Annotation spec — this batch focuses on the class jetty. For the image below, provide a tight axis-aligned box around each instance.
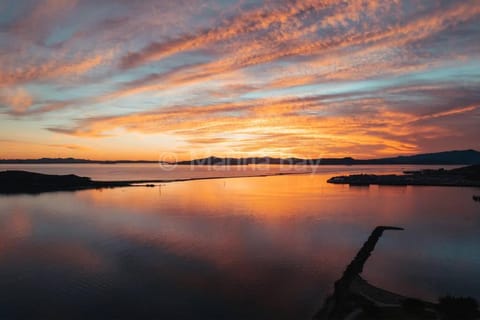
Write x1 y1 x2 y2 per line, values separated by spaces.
313 226 412 319
313 226 479 319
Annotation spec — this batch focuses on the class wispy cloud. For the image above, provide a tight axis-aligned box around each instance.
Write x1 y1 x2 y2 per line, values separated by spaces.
46 85 480 158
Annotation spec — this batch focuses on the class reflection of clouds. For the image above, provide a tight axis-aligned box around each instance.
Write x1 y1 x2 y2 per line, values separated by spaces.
0 207 33 256
102 208 357 319
2 242 108 273
0 173 479 317
74 174 480 300
0 203 108 273
0 207 32 241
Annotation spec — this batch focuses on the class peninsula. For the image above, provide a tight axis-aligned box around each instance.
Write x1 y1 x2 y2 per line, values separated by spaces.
0 170 133 194
0 170 295 194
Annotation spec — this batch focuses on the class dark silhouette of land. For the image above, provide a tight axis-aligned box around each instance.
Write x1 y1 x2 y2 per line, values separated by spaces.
176 150 480 166
327 165 480 187
0 157 159 164
314 226 479 320
0 170 298 194
0 171 132 194
1 149 480 165
314 226 405 319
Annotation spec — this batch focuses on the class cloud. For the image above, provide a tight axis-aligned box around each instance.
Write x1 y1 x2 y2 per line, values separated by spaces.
8 0 78 42
0 52 111 87
1 0 480 157
118 0 331 69
45 71 480 157
413 105 478 122
0 87 33 114
64 0 477 112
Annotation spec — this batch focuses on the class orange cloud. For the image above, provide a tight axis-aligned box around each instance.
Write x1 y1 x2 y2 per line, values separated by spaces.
414 105 478 121
47 95 452 158
0 52 110 87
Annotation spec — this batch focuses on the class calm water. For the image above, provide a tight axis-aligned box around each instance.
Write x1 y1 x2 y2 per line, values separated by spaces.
0 165 479 319
0 163 459 181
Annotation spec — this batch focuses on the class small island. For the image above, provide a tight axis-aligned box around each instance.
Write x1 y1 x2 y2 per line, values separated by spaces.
327 165 480 187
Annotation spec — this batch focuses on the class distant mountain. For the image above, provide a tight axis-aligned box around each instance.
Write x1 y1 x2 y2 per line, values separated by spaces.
362 149 480 165
0 157 158 164
176 150 480 165
174 156 356 165
1 150 479 165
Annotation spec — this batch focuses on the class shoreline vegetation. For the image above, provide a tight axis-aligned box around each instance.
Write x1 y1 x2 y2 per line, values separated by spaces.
1 149 480 166
327 165 480 187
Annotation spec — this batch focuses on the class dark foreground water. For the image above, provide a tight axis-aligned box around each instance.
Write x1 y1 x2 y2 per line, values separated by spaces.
0 165 479 319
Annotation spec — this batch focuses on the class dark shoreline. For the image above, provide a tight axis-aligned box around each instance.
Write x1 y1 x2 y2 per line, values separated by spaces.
0 170 301 195
327 165 480 187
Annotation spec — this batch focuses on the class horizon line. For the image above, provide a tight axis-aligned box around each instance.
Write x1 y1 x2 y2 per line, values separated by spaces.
0 149 478 163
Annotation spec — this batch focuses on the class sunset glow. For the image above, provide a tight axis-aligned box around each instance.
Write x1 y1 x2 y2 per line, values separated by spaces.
1 0 479 160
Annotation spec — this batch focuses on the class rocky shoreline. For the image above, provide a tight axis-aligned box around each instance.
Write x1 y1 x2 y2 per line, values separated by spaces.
327 165 480 187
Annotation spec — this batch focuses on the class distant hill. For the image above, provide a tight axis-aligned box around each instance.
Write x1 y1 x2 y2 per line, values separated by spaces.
0 157 158 164
176 150 480 165
174 156 356 165
1 150 479 165
362 149 480 165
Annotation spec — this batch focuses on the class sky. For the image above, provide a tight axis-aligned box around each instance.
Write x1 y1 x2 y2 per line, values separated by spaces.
0 0 479 160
